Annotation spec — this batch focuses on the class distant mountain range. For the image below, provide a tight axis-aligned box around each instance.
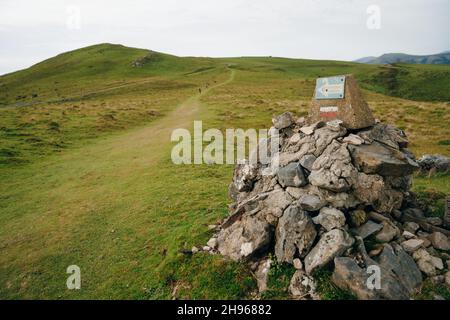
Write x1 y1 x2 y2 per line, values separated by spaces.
355 51 450 65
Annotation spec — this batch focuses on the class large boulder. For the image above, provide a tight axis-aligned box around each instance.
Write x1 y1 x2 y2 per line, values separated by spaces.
308 140 357 192
277 162 307 188
348 142 419 177
217 215 272 261
354 220 383 239
357 123 409 149
377 243 422 294
275 205 317 262
312 207 346 231
332 242 422 300
272 112 294 129
259 189 294 223
228 162 259 203
332 257 379 299
304 229 354 274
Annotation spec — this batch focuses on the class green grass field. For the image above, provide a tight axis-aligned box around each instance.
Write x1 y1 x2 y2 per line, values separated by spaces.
0 44 449 299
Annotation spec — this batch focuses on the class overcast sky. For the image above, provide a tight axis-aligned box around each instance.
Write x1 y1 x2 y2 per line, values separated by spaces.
0 0 449 75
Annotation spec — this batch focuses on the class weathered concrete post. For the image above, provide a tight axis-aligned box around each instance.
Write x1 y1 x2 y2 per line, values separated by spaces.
308 75 375 129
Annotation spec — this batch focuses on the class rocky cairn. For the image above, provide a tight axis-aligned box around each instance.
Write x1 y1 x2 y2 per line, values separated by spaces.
203 77 450 299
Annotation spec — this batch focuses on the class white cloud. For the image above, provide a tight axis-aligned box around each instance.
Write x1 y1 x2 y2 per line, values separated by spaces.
0 0 449 74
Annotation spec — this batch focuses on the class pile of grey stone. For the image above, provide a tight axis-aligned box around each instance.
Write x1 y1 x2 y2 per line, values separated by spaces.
206 112 450 300
417 154 450 174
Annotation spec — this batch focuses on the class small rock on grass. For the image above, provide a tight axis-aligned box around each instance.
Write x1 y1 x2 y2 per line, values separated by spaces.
289 270 317 299
293 258 303 270
207 237 218 249
255 259 272 293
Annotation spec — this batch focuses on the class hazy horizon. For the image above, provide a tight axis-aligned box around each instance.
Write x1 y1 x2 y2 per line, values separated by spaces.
1 0 449 75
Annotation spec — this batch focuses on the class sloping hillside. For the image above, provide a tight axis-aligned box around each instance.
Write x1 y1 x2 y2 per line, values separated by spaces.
2 44 450 109
0 43 218 106
358 63 450 101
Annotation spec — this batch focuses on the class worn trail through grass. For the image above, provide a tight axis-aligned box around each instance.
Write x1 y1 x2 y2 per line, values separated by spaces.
0 69 236 299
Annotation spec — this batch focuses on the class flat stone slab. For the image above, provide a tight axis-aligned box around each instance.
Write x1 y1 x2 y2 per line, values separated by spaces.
348 142 419 177
354 220 383 239
401 239 424 253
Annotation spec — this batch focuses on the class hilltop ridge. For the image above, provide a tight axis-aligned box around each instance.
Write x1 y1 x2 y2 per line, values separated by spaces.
355 51 450 65
1 44 450 107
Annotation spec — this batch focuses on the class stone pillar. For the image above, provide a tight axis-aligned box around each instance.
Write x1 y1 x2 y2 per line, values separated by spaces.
308 75 375 129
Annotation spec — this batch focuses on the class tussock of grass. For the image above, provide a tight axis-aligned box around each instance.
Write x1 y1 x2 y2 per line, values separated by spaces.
260 257 295 300
412 184 448 218
313 269 356 300
414 278 450 300
413 173 450 195
156 254 256 300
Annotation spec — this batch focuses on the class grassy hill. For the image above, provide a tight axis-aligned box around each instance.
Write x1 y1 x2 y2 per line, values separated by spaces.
0 43 219 106
2 43 449 107
0 44 449 299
